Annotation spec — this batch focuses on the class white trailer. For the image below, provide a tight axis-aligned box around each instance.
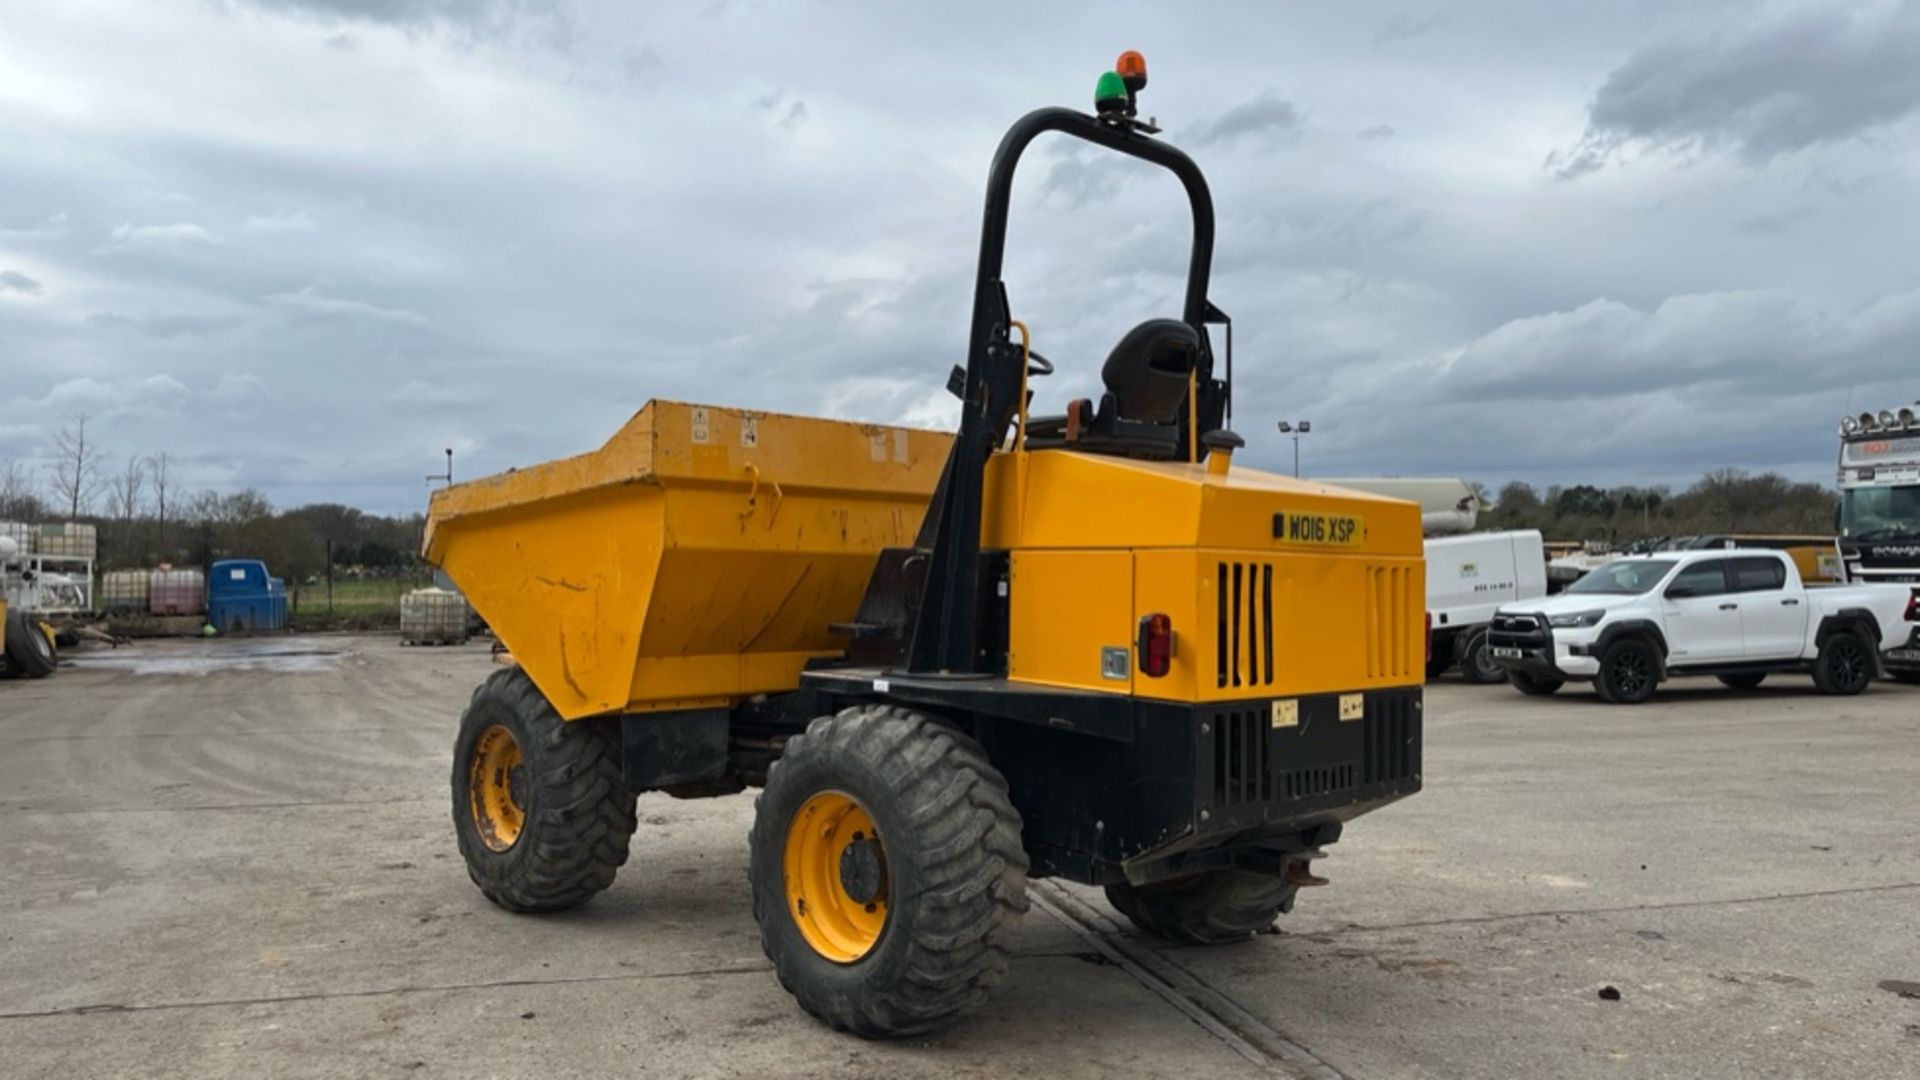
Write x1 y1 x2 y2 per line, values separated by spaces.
1427 529 1548 682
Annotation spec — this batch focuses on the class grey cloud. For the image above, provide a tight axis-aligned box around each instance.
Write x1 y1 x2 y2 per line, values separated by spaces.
1190 92 1303 149
1396 288 1920 408
1373 10 1445 46
101 222 222 251
749 89 809 131
0 270 40 295
85 311 247 338
238 0 557 30
0 211 68 238
1038 145 1126 206
1735 207 1814 235
263 286 431 327
3 1 1914 510
622 47 664 80
1559 3 1920 175
244 210 319 233
1304 288 1920 485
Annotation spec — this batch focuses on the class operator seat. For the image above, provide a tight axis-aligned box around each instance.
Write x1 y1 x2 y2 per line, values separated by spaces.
1025 318 1199 459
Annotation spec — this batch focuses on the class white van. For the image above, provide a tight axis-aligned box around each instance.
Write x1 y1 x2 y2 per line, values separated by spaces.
1428 530 1548 682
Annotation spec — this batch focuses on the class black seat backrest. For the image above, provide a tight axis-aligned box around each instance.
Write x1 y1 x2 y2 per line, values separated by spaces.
1102 319 1199 424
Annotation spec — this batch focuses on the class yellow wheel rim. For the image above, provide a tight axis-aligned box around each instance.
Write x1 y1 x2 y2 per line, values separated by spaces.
784 791 889 963
469 725 526 852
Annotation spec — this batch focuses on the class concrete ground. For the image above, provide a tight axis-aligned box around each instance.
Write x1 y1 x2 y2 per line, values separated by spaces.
2 636 1917 1079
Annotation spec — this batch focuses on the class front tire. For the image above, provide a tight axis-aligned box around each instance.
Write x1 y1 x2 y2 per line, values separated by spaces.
1105 869 1297 945
1594 638 1659 704
750 705 1029 1038
1812 631 1874 696
3 610 57 678
1510 670 1564 696
451 668 637 913
1457 629 1508 685
1717 673 1766 691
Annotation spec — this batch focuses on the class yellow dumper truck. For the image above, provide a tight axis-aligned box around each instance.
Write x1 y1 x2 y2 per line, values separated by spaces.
425 53 1425 1037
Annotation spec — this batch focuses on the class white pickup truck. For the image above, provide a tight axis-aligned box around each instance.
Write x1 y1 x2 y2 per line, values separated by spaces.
1486 549 1919 704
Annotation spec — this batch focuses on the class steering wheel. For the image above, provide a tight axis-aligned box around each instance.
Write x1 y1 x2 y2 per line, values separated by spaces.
1023 350 1055 377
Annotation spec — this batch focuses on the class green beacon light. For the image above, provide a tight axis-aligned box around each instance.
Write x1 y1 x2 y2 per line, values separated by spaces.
1094 70 1129 116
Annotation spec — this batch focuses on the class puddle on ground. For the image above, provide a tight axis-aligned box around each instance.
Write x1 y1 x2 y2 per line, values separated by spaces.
65 638 347 676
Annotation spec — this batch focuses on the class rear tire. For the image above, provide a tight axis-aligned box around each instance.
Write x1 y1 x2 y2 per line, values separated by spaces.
1594 638 1659 704
1812 631 1874 696
1105 869 1298 945
1717 673 1766 691
1457 630 1508 685
451 668 637 913
3 610 57 678
1510 670 1564 696
750 705 1029 1038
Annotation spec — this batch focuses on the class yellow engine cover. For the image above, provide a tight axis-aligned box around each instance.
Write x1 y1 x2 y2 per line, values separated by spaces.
982 451 1425 700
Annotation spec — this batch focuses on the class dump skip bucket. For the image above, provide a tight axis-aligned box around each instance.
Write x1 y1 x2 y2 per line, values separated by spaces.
425 401 951 720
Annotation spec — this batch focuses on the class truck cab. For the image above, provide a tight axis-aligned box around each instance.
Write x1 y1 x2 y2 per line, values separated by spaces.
1487 550 1918 703
1836 404 1920 680
1425 529 1547 683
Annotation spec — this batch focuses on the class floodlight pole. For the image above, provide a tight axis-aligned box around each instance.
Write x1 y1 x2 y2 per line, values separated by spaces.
1277 420 1312 477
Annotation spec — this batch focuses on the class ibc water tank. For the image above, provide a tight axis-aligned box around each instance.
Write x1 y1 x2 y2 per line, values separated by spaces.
400 588 469 645
36 522 98 559
101 569 151 614
149 568 207 616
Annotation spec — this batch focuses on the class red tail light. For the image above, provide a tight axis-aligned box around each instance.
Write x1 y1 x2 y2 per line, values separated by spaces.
1137 612 1173 677
1425 611 1433 664
1906 589 1919 622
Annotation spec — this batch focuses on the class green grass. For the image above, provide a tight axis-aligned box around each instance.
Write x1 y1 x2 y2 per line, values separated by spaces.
289 578 429 617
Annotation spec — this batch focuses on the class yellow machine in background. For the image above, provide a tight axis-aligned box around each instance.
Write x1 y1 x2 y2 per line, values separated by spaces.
427 52 1424 1038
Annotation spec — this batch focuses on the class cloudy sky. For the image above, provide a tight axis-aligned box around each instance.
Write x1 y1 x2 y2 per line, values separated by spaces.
2 0 1917 515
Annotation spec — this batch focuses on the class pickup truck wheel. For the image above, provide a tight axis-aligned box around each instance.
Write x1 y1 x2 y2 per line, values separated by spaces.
1812 632 1874 696
451 668 637 913
1510 670 1563 696
749 705 1029 1038
1594 639 1658 705
1716 673 1766 691
1457 630 1509 685
1106 869 1297 945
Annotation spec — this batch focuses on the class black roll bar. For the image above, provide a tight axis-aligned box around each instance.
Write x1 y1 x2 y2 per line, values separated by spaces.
905 106 1227 676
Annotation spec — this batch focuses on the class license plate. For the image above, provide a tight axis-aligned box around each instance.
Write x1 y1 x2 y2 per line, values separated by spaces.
1492 647 1523 660
1273 511 1365 547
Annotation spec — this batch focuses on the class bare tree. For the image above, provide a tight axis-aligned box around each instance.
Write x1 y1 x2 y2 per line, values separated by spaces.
106 455 147 563
0 459 43 520
106 455 146 519
47 414 105 520
147 450 173 556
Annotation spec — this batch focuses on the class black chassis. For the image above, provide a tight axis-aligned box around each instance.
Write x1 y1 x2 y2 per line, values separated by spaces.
619 670 1422 889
